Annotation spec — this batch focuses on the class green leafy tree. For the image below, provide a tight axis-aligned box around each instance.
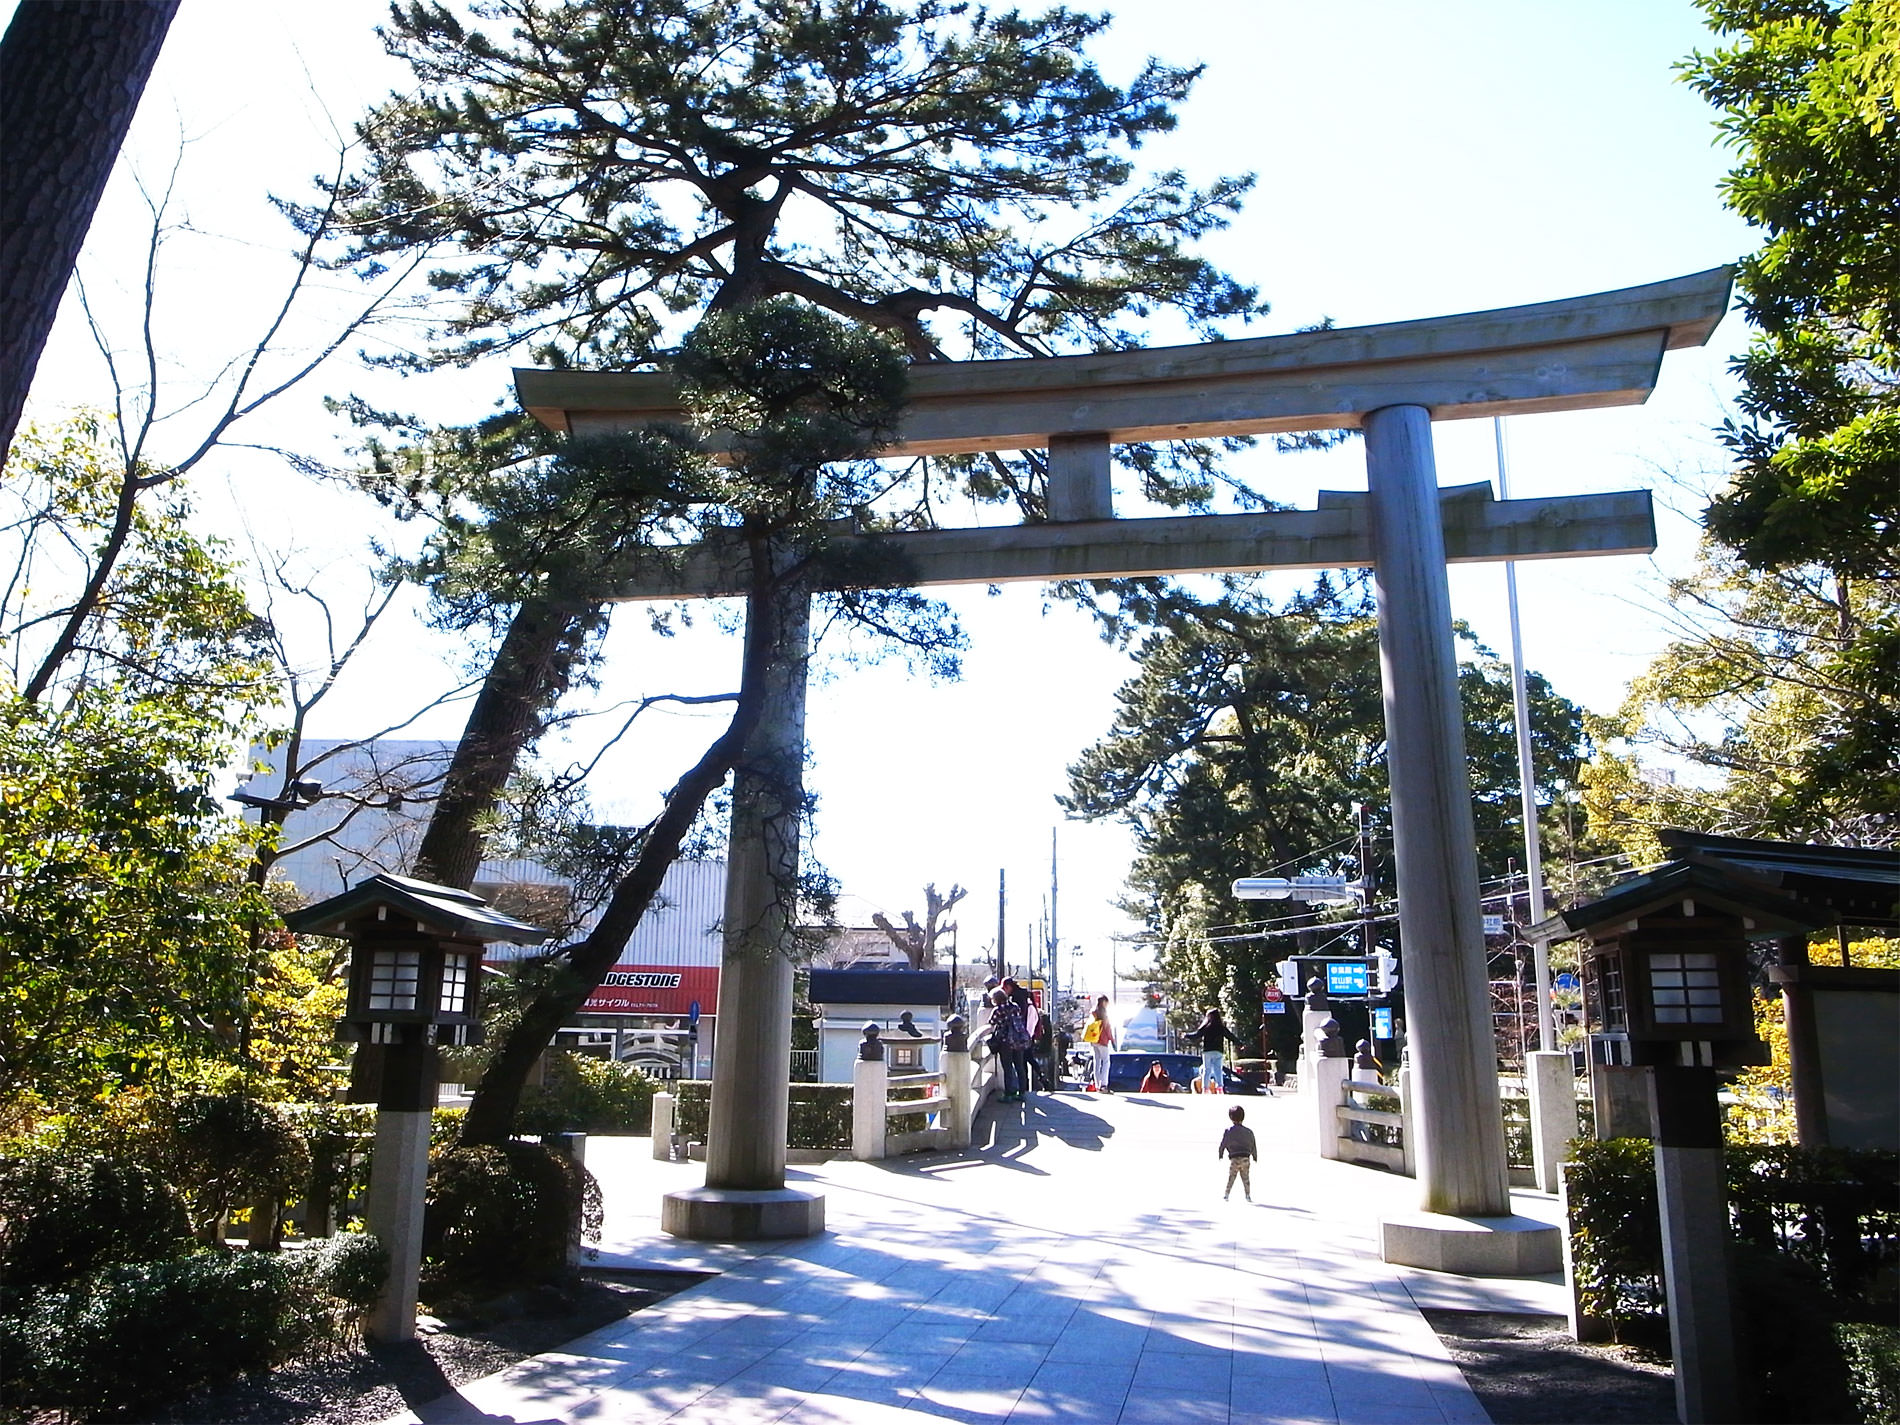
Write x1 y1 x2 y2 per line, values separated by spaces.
327 0 1266 897
337 0 1257 369
0 417 333 1116
1583 548 1895 858
1670 0 1899 829
0 693 271 1111
1064 577 1591 1021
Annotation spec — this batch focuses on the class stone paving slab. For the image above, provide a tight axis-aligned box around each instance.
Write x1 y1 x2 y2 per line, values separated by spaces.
377 1088 1569 1423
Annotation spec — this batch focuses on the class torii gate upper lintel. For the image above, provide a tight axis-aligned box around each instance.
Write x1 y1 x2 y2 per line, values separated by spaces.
516 269 1732 1264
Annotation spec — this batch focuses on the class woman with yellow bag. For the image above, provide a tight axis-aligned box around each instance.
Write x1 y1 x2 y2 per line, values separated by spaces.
1083 996 1115 1091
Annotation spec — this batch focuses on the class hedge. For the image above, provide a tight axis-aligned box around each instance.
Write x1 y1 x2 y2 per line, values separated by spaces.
1567 1138 1899 1422
0 1234 385 1419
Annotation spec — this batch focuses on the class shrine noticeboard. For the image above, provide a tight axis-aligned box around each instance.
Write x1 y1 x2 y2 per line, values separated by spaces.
578 964 721 1016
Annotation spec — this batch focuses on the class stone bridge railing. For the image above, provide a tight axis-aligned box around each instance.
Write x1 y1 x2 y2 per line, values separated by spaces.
851 1011 999 1160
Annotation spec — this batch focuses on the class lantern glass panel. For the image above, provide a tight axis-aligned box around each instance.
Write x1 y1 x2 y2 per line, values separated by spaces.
368 948 421 1012
439 953 472 1015
1589 952 1627 1032
1647 951 1723 1024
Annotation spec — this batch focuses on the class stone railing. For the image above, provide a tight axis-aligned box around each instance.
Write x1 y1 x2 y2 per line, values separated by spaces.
852 1019 965 1160
1334 1075 1412 1176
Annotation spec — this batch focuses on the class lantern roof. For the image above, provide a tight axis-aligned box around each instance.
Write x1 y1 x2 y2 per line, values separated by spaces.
1528 860 1832 946
283 872 552 945
1656 830 1899 929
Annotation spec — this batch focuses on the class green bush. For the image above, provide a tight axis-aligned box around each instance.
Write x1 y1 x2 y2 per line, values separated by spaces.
137 1093 312 1242
0 1153 189 1294
1564 1136 1666 1341
516 1052 659 1135
1567 1136 1899 1389
302 1230 389 1319
1839 1322 1900 1425
421 1142 602 1298
0 1239 382 1419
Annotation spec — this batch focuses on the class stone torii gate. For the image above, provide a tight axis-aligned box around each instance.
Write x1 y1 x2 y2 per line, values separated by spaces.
518 268 1732 1270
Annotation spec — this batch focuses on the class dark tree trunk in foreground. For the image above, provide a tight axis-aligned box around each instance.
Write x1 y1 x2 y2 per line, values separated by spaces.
0 0 178 458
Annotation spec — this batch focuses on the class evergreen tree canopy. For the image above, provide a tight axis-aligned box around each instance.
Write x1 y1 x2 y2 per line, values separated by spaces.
1685 0 1900 579
1613 0 1900 842
1063 578 1591 1016
337 0 1261 372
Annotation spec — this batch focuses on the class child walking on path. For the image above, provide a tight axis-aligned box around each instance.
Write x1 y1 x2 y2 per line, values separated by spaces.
1218 1105 1257 1202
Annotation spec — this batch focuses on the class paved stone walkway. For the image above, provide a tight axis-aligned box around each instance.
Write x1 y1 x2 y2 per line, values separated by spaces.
379 1088 1568 1424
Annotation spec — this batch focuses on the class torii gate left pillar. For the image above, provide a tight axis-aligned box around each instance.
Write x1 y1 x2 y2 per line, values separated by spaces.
523 269 1733 1269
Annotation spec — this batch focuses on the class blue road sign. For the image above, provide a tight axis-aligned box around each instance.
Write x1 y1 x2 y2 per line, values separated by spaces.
1325 961 1370 997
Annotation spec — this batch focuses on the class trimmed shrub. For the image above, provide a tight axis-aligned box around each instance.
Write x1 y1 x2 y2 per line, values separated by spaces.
302 1230 388 1323
0 1239 382 1419
1839 1322 1900 1425
421 1142 602 1298
1564 1136 1666 1342
516 1052 659 1135
0 1152 189 1293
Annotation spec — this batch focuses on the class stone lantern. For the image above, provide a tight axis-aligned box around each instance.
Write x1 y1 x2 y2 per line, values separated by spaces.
284 873 548 1341
1533 859 1825 1423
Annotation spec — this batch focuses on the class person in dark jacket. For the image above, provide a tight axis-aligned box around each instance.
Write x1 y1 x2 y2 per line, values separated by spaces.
989 988 1031 1102
1218 1104 1257 1201
1189 1007 1241 1093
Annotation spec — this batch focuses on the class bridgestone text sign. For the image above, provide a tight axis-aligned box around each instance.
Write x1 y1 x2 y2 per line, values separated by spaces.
581 964 720 1016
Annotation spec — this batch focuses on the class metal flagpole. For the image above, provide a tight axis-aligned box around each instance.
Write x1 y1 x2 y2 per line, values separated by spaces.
1494 417 1555 1051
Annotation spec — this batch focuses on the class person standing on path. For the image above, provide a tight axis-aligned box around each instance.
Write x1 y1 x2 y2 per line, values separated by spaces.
990 987 1031 1102
1190 1006 1241 1093
1219 1104 1257 1202
1083 995 1115 1091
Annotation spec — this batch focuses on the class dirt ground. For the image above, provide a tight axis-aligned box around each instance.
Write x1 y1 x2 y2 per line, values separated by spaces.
1424 1311 1679 1425
139 1270 703 1425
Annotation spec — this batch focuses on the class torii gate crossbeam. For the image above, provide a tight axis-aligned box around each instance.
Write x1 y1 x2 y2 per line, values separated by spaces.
518 268 1732 1269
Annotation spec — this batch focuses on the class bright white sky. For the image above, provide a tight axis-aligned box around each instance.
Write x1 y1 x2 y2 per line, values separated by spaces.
11 0 1754 999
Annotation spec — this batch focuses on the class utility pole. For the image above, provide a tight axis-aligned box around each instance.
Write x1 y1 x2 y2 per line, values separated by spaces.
1049 826 1059 1016
1355 801 1375 958
996 868 1007 979
1494 418 1555 1050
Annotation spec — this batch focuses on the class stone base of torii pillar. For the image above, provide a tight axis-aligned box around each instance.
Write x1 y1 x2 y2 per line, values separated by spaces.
1364 405 1560 1277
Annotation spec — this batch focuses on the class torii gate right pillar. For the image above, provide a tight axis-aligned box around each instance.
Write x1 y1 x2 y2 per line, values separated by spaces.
1365 404 1560 1272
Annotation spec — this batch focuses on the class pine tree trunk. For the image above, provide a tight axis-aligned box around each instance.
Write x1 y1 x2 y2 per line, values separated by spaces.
411 596 598 889
0 0 178 457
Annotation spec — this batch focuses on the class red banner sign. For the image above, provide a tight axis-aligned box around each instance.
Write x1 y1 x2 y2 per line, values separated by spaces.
577 964 720 1016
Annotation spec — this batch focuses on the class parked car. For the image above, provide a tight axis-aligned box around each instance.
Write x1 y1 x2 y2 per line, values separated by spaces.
1105 1051 1257 1094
